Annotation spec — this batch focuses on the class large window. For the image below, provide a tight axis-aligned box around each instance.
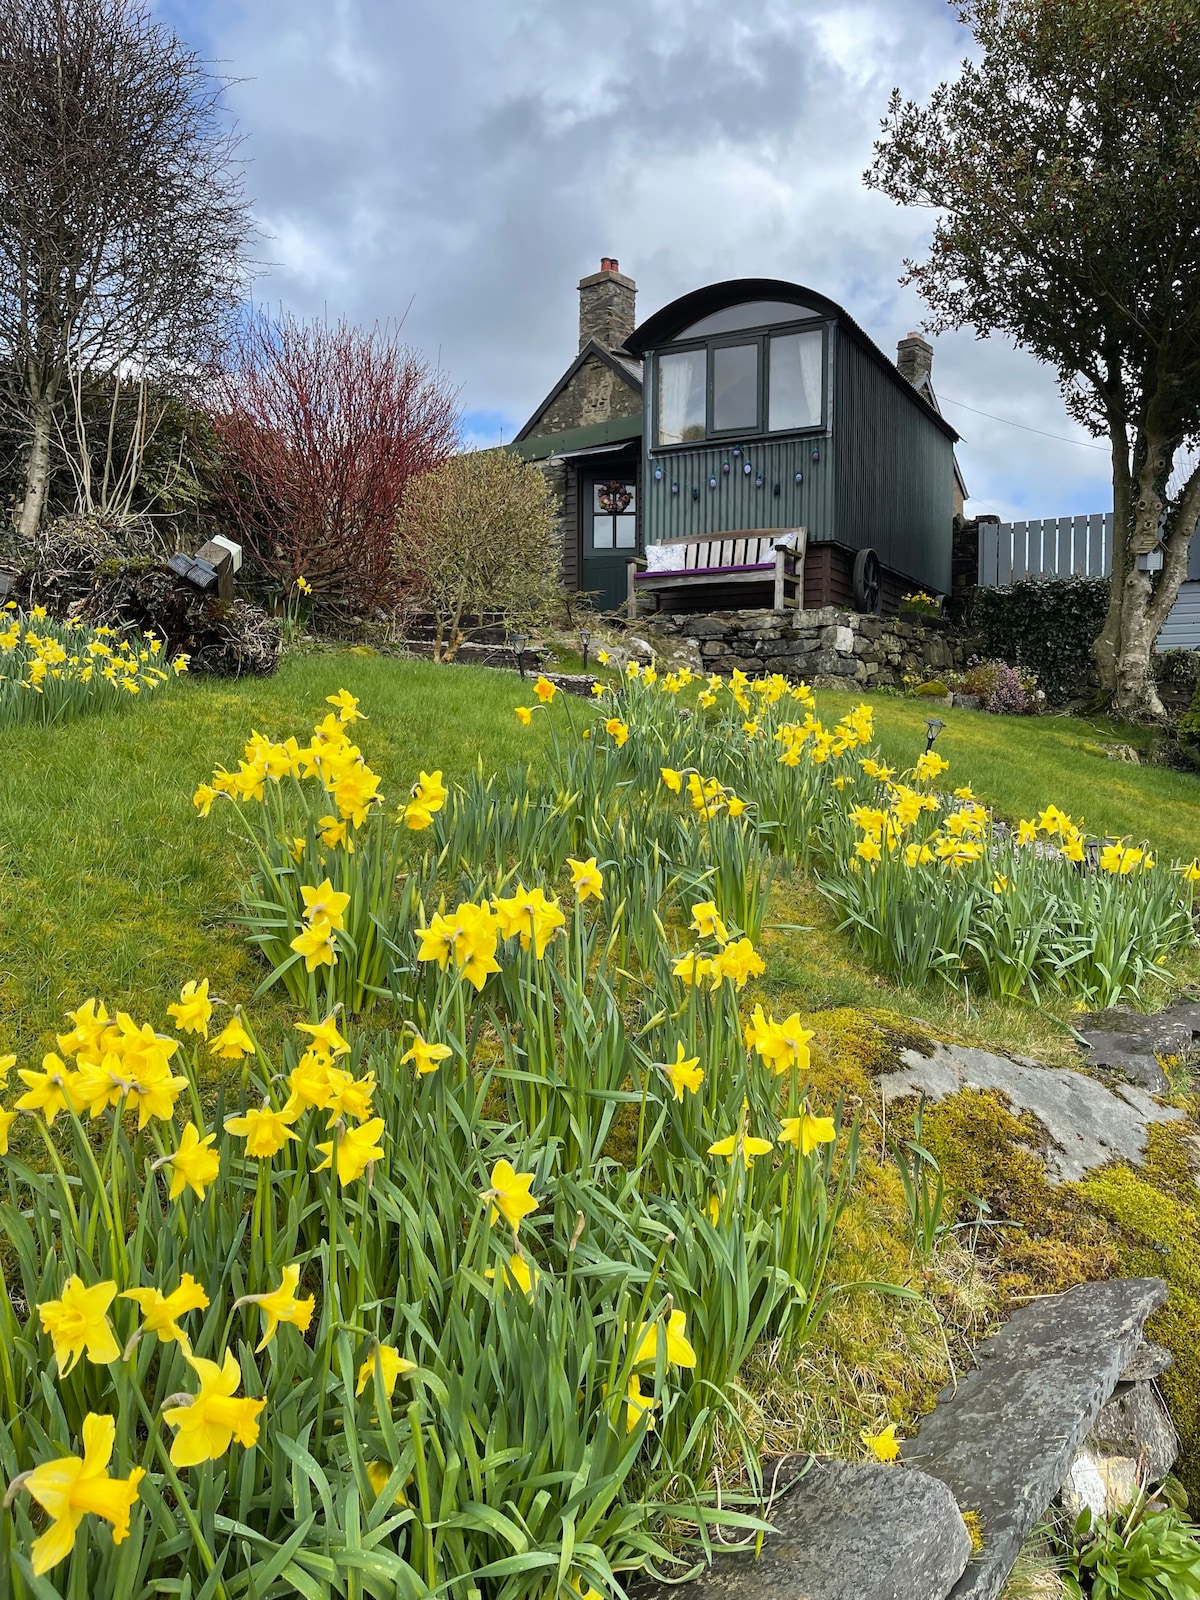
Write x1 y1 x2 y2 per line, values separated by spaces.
654 321 825 445
711 342 759 431
768 329 824 431
656 348 706 445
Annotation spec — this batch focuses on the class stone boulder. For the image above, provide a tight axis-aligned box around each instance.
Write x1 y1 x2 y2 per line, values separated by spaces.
1075 1001 1200 1095
632 1455 970 1600
878 1042 1183 1183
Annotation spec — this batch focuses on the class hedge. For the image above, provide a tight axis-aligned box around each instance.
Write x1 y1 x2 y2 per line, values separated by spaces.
969 576 1110 705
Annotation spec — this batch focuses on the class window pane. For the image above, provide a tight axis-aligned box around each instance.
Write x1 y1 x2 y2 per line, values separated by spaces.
591 518 614 550
657 349 706 445
712 343 758 431
676 301 813 337
613 515 636 549
769 329 823 430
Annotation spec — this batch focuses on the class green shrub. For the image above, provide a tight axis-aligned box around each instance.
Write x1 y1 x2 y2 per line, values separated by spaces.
914 680 949 697
970 576 1109 705
1178 675 1200 769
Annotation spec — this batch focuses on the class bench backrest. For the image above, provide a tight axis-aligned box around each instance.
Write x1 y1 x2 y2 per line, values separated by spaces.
650 528 804 572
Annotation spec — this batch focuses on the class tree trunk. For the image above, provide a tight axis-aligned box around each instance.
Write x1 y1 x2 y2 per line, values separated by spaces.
1111 561 1167 719
17 392 54 542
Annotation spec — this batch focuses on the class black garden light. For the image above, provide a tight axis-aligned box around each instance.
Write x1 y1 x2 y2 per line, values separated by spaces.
510 633 528 679
925 717 946 752
579 629 593 671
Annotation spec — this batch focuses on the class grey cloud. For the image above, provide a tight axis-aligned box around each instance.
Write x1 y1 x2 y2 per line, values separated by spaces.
175 0 1112 517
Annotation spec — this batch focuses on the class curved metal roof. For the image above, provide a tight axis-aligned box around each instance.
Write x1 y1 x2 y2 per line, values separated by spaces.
625 277 958 442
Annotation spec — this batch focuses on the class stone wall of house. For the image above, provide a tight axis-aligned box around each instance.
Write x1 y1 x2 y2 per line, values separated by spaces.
527 352 643 436
633 607 964 688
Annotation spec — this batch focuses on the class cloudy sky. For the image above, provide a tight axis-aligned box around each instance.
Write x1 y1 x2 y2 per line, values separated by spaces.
166 0 1112 520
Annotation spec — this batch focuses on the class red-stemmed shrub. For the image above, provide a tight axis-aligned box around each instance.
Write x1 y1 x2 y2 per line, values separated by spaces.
211 311 459 617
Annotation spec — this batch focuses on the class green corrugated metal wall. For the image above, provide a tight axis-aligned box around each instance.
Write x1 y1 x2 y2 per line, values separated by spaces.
641 439 835 544
833 332 953 593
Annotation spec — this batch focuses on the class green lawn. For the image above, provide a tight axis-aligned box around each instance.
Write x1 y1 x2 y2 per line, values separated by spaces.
3 650 1198 1061
0 649 547 1054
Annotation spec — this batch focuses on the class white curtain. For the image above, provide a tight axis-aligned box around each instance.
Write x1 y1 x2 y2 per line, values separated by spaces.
658 351 704 445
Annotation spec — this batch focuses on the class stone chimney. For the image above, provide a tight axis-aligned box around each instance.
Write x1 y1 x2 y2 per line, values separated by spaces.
578 258 636 353
897 331 934 390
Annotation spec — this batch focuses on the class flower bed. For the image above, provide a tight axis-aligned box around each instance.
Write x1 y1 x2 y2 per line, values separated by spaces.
0 604 189 728
2 663 1196 1593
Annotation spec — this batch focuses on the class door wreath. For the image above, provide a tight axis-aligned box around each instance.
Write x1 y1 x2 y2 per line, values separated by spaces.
597 480 633 515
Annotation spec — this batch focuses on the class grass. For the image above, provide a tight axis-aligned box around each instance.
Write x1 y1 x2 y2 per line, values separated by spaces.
3 650 1198 1067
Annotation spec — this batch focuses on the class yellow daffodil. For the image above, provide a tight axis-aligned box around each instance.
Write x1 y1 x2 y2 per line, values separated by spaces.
861 1423 900 1462
689 900 728 946
991 875 1009 894
20 1414 144 1576
708 1129 773 1168
590 680 606 697
492 886 565 959
366 1460 410 1504
237 1264 315 1350
356 1343 418 1399
533 676 557 703
605 716 629 747
515 705 533 724
672 951 715 988
295 1014 351 1057
1181 859 1200 883
299 879 350 931
15 1054 79 1124
633 1309 696 1369
567 856 604 902
401 1033 452 1077
318 813 352 850
0 1107 15 1154
314 1116 386 1184
660 767 683 793
712 938 765 990
224 1103 298 1159
662 1043 703 1101
483 1157 538 1231
1060 827 1086 864
1016 818 1038 845
38 1277 121 1375
210 1016 255 1060
193 781 218 815
167 978 212 1038
744 1004 814 1075
121 1275 209 1348
164 1349 266 1467
326 687 362 722
596 649 609 664
914 751 949 782
165 1121 221 1200
485 1253 542 1296
291 922 337 971
727 794 747 817
618 1373 657 1432
778 1112 837 1155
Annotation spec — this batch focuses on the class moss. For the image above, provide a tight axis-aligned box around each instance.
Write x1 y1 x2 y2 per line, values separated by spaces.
1076 1123 1200 1501
961 1509 986 1555
915 680 950 696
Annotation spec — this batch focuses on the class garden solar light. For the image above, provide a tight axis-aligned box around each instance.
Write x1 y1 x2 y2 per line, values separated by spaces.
510 633 527 678
579 629 593 670
925 717 946 751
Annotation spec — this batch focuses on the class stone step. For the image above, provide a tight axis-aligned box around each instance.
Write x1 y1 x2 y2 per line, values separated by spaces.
902 1277 1167 1600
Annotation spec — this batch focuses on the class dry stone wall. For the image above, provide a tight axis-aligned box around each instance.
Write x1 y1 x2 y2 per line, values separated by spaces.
635 606 965 689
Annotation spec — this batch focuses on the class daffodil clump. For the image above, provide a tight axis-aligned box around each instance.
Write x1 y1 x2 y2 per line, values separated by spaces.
1 669 864 1597
822 776 1198 1003
0 604 188 728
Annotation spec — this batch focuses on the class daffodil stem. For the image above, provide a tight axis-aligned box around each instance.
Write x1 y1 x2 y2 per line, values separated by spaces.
129 1384 228 1600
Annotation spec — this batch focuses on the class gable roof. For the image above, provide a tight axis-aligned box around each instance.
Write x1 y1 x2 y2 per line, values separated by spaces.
625 277 959 444
514 339 643 443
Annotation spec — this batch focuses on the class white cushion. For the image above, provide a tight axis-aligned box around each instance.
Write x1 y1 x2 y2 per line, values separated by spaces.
643 544 679 574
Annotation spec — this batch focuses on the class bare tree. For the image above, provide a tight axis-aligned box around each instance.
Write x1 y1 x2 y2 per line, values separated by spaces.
0 0 252 543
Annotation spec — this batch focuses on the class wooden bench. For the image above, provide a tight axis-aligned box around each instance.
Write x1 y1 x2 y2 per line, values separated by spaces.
627 528 805 620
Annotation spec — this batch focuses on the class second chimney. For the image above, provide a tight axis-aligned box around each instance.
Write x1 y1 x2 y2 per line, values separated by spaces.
578 258 636 353
897 331 934 390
